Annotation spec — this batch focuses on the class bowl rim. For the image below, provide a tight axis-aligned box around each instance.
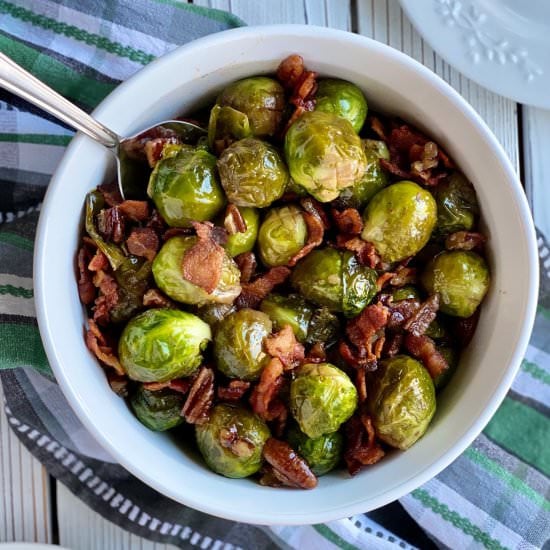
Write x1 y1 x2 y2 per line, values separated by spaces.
34 24 539 524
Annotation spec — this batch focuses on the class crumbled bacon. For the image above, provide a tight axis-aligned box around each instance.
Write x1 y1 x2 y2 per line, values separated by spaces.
276 54 305 90
346 303 389 362
106 372 128 397
121 125 181 163
217 380 251 401
234 251 257 283
376 272 395 292
262 438 318 489
389 265 417 287
445 231 487 252
453 309 480 348
404 294 440 337
236 267 291 309
337 236 381 268
181 367 215 424
249 357 285 421
163 227 193 241
303 342 326 364
143 379 190 394
368 116 387 141
118 200 150 222
97 181 122 207
355 367 367 403
300 197 330 229
264 325 305 370
146 208 166 234
385 298 421 330
97 206 125 243
142 288 174 308
344 413 385 476
77 247 96 305
143 136 180 167
331 208 363 235
404 333 448 379
85 319 124 375
126 227 159 262
379 158 411 179
87 249 109 272
92 270 119 325
287 210 324 266
224 204 247 235
383 332 404 358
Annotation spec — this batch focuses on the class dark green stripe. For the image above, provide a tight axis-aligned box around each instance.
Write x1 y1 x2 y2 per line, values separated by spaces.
484 397 550 476
0 232 34 251
411 489 509 550
537 305 550 321
0 284 33 299
0 133 72 146
521 359 550 386
0 323 51 377
0 33 115 107
312 525 359 550
151 0 245 27
0 0 155 65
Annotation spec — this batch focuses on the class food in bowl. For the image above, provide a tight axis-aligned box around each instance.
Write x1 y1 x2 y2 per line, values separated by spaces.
76 54 490 489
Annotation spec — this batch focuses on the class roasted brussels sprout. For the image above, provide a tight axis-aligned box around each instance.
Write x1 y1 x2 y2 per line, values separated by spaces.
361 181 437 263
290 363 358 439
196 403 270 478
424 317 448 340
291 248 378 317
224 207 260 257
306 307 341 347
421 251 490 318
258 205 308 267
214 309 273 381
260 293 313 342
147 145 225 227
152 236 241 306
391 285 421 302
434 172 479 235
217 138 289 208
130 385 185 431
119 309 211 383
314 79 368 133
217 77 285 138
287 424 343 476
336 139 389 209
196 303 236 327
284 111 367 202
433 347 458 391
208 104 252 153
368 355 436 450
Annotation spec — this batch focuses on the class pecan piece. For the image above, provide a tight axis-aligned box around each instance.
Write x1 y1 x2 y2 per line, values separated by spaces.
224 204 247 234
181 367 215 424
403 294 439 337
219 426 255 458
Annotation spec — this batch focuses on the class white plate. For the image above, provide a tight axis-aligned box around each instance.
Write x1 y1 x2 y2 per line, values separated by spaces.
400 0 550 108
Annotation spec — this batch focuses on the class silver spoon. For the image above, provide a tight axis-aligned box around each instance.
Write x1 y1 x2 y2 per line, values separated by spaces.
0 52 206 199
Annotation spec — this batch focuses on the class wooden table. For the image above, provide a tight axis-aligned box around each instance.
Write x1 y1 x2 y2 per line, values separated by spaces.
1 0 547 548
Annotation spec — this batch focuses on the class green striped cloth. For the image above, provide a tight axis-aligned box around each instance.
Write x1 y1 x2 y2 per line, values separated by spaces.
0 1 548 549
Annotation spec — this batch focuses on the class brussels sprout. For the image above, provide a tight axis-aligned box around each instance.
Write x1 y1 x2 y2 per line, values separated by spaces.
291 248 378 317
424 317 448 340
313 79 368 133
217 77 285 137
147 145 225 227
368 355 436 450
196 303 236 326
217 138 289 208
260 293 313 343
290 363 358 439
196 403 270 478
391 285 421 302
258 205 308 267
130 385 185 431
306 307 341 347
208 104 252 153
361 181 437 263
152 236 241 306
421 251 490 317
214 309 273 381
224 207 260 257
433 347 459 391
434 172 479 235
119 309 211 383
284 111 367 202
336 139 389 209
287 425 343 476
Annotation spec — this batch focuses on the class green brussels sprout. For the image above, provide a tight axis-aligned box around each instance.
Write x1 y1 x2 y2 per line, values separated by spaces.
214 309 273 381
130 385 185 431
147 145 225 227
217 77 285 137
291 248 378 317
257 205 308 267
119 309 211 383
260 293 313 343
217 138 289 208
391 285 421 302
434 172 479 235
290 363 358 439
152 236 241 306
196 403 270 478
421 251 490 317
306 307 341 347
361 181 437 263
196 303 236 326
224 207 260 257
433 347 459 391
287 424 343 476
336 139 390 209
368 355 436 450
208 104 252 154
313 78 368 133
284 111 367 202
424 316 448 340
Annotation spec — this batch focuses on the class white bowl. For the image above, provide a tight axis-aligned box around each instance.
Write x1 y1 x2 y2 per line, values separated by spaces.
34 25 538 524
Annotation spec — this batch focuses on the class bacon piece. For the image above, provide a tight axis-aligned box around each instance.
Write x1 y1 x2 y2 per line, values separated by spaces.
331 208 363 235
300 197 331 229
376 272 395 292
379 158 412 179
262 438 318 489
106 372 128 397
85 319 124 375
142 288 174 308
217 380 251 401
92 270 119 325
346 303 389 358
287 210 324 266
118 200 150 221
236 267 291 309
97 181 123 207
77 247 96 305
121 125 181 163
303 342 326 364
389 265 417 287
337 236 381 268
386 298 421 330
143 379 191 394
355 367 367 403
404 294 440 337
445 231 487 251
291 71 317 108
234 251 257 283
264 325 305 370
404 333 448 379
146 209 167 235
181 367 215 425
383 332 403 358
344 413 385 476
87 249 109 272
453 309 480 348
249 357 285 421
368 116 388 141
163 227 193 241
276 54 305 90
224 204 247 235
126 227 159 262
97 206 125 243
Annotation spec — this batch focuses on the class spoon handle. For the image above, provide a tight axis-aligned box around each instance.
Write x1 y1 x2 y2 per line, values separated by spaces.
0 52 119 150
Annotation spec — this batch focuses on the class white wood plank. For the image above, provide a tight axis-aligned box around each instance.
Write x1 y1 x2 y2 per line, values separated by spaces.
0 384 52 543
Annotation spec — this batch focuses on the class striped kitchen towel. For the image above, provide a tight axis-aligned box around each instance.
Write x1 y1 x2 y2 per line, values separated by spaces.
0 1 548 549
